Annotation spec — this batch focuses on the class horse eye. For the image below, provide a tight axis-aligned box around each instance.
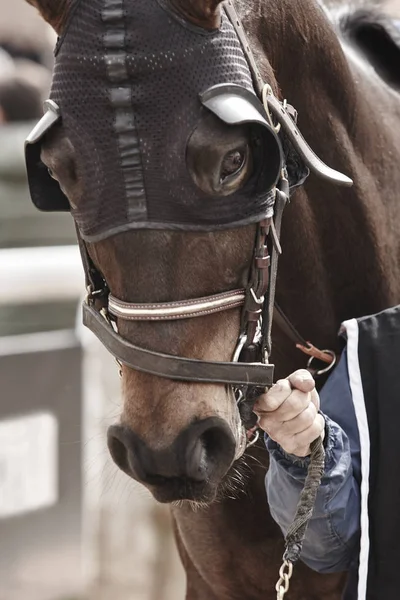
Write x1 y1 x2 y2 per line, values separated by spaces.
220 147 247 183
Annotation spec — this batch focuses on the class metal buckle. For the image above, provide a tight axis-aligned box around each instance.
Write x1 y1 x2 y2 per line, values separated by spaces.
262 84 281 134
249 287 264 307
99 306 123 378
307 350 337 377
232 334 247 363
85 285 104 305
246 427 260 448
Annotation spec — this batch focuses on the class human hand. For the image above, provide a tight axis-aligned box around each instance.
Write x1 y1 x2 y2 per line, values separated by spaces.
253 369 325 457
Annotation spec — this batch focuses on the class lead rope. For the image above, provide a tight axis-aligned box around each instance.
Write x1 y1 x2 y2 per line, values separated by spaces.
275 437 325 599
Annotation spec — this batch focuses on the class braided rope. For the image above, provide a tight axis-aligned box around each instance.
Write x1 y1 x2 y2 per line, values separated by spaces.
275 436 326 598
284 436 326 563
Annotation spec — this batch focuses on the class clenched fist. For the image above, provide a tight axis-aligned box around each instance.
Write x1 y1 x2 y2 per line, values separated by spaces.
253 369 325 457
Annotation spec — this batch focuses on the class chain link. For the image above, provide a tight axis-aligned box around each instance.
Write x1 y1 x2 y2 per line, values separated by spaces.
275 560 293 600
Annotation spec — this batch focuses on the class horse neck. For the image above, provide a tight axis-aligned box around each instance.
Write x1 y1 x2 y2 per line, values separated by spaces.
260 0 400 356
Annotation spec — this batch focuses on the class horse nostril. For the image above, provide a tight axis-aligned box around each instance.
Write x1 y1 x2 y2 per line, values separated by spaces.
185 427 227 482
185 436 207 482
107 426 131 476
202 426 226 460
182 418 237 483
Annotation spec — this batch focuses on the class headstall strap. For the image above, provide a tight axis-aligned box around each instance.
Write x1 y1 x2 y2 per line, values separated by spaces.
75 222 108 305
263 178 289 360
241 217 271 357
78 218 277 387
223 0 264 96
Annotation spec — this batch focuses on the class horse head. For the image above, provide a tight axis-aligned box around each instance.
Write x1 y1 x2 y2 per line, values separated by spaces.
25 0 291 505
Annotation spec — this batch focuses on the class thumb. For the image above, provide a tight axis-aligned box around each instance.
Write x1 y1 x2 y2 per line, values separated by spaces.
287 369 315 393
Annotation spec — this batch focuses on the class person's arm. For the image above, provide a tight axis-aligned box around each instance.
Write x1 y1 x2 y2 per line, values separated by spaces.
265 415 360 573
253 369 360 574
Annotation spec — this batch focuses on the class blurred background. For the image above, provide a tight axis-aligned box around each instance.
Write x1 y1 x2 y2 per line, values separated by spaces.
0 1 399 600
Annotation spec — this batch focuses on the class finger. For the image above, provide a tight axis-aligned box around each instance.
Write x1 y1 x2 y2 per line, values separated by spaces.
263 389 311 423
310 387 320 411
287 414 325 457
261 403 317 439
287 369 316 394
253 378 292 413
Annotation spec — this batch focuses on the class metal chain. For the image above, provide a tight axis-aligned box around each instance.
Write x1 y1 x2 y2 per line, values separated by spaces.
275 560 293 599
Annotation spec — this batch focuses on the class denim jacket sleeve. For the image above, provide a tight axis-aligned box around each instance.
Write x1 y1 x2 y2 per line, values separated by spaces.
265 414 360 574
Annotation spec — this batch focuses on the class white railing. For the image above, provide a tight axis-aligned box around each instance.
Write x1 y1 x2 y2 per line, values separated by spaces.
0 245 84 305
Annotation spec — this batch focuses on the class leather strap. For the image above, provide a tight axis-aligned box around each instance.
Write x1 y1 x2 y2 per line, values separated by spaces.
83 303 274 387
108 289 246 321
274 303 336 366
223 0 264 96
273 302 309 348
263 181 289 358
75 222 107 297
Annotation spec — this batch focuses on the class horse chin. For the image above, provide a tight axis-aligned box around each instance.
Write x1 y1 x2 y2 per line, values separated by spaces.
148 455 249 508
149 479 219 506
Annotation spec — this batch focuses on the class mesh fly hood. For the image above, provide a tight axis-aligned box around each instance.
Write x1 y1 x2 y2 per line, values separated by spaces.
31 0 284 241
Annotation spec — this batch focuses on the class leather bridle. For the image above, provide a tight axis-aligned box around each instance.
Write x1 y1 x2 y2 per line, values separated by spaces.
80 194 284 388
79 0 351 405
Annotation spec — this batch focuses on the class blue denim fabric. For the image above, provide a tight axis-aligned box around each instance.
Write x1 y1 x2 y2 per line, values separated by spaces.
265 350 361 596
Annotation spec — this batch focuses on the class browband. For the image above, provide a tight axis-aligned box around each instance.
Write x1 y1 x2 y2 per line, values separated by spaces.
108 289 246 321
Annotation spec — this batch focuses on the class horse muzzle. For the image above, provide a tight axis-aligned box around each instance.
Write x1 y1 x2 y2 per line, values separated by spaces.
107 417 237 503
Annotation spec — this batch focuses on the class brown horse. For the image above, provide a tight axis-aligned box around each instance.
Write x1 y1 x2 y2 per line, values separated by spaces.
25 0 400 598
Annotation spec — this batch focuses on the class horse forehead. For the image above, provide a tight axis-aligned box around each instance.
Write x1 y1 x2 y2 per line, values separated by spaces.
88 227 255 303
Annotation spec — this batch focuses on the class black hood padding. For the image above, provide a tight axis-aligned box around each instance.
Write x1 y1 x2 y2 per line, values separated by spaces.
39 0 281 241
